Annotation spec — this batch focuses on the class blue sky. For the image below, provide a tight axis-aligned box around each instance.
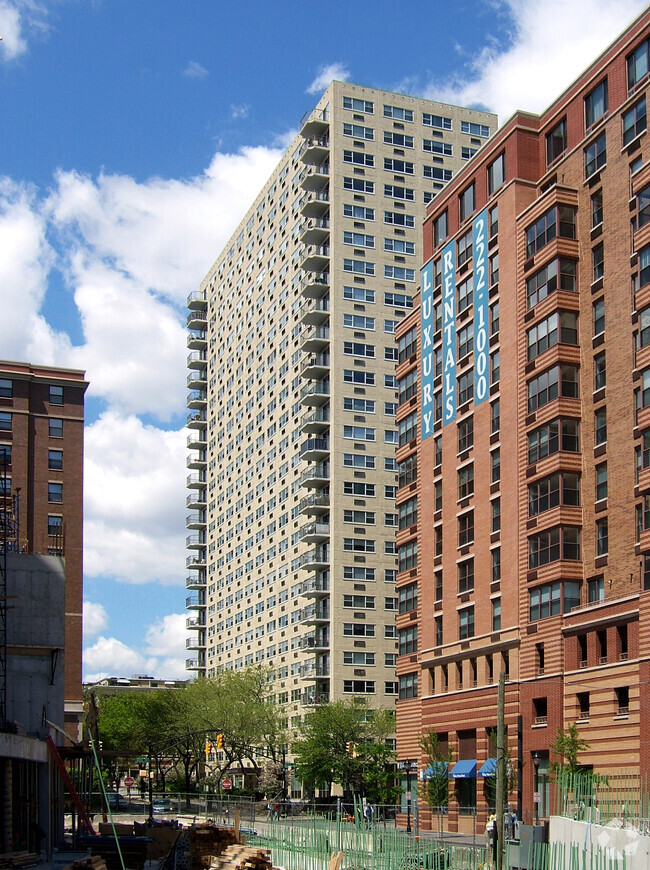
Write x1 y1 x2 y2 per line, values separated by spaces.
0 0 647 681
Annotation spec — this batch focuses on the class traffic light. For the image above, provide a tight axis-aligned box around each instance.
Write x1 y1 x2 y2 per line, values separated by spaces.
205 742 212 758
216 733 224 749
345 741 351 755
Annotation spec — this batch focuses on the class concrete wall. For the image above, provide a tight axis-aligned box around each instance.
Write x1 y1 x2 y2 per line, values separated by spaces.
550 816 650 868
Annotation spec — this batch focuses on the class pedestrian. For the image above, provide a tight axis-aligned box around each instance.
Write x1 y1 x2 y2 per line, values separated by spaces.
267 802 273 821
364 803 373 828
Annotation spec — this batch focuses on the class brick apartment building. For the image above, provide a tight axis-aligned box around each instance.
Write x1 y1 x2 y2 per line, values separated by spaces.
395 9 650 831
0 360 87 738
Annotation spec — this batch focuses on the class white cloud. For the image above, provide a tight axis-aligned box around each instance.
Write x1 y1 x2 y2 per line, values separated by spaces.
307 62 350 94
423 0 649 122
231 103 250 119
83 412 187 585
183 60 208 79
143 613 187 677
83 601 109 638
0 1 28 60
84 636 149 682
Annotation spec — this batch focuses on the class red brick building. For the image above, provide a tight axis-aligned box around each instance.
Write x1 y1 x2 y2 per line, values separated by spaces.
0 361 87 738
396 10 650 831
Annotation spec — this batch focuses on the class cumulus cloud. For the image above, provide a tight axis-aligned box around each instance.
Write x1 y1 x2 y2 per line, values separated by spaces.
423 0 649 121
307 62 350 94
83 412 186 585
0 0 50 62
83 601 109 638
183 60 208 79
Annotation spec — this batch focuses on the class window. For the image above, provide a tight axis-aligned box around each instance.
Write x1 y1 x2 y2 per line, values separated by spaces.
343 231 374 248
527 365 578 412
591 190 603 227
596 517 608 556
458 559 474 593
528 527 580 568
343 96 373 113
383 132 413 148
461 121 489 137
593 298 605 335
593 244 604 282
423 113 452 129
491 448 500 484
399 497 418 529
343 314 375 331
343 510 375 524
399 673 418 699
487 153 505 193
343 623 375 637
0 412 11 431
457 229 473 267
343 482 375 496
344 149 374 167
585 79 608 128
343 259 374 276
385 265 415 281
344 177 374 194
343 680 375 694
47 515 63 537
49 385 63 405
461 146 477 160
459 607 475 639
384 157 414 174
398 369 418 404
596 463 608 501
641 245 650 287
457 275 473 312
458 370 474 406
615 686 629 715
492 548 501 582
384 184 414 201
459 183 475 222
458 464 474 499
424 139 452 156
344 204 375 220
526 206 576 258
398 455 417 488
628 37 650 90
546 117 567 165
457 323 474 359
492 497 501 533
48 482 63 503
585 132 606 178
343 341 374 357
0 379 12 398
343 651 375 667
385 291 413 308
595 407 607 445
343 123 374 140
344 369 375 385
48 449 63 470
528 472 580 516
492 598 501 631
49 418 63 438
458 511 474 547
527 311 578 360
640 307 650 348
594 352 606 391
399 625 418 655
343 593 375 607
529 581 580 621
433 211 448 246
399 413 418 447
623 97 647 145
399 583 418 613
384 238 415 254
384 211 414 227
458 417 473 453
398 540 418 571
526 258 576 308
424 166 452 182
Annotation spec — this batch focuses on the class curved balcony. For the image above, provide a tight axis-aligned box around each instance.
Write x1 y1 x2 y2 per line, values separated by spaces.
187 431 207 449
300 521 330 544
187 290 207 310
186 615 206 628
300 106 330 139
300 325 330 353
186 657 205 672
299 189 330 218
301 244 330 273
301 353 330 381
187 330 207 350
301 135 330 164
300 437 330 462
301 574 330 596
186 575 206 590
186 512 206 530
186 553 206 569
300 546 330 571
301 691 329 706
300 379 330 407
300 492 330 514
300 163 330 192
186 533 206 550
301 271 330 300
302 631 330 651
186 594 206 610
187 309 207 330
186 451 207 470
187 410 207 428
187 370 207 389
187 350 207 369
300 217 330 246
186 490 207 510
300 298 330 326
300 659 330 679
300 464 330 489
300 601 330 624
186 473 206 488
300 407 330 434
186 635 206 650
187 389 207 410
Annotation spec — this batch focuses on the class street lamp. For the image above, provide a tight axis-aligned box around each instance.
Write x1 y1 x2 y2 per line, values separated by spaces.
402 760 417 833
532 752 540 826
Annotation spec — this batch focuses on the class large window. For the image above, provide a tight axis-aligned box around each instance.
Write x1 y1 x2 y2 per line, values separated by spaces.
461 121 489 137
527 365 579 412
399 583 418 613
344 149 374 167
423 113 452 130
585 79 608 128
628 37 650 91
459 607 475 639
383 104 413 121
526 258 576 308
384 132 413 148
529 581 580 621
399 540 418 572
527 311 578 360
528 527 580 568
546 117 567 165
585 132 606 178
343 96 374 113
433 211 448 246
527 418 579 463
457 229 473 267
399 625 418 656
458 559 474 593
623 97 647 146
399 413 418 447
0 379 12 398
526 206 576 258
528 472 580 516
343 123 374 140
0 412 11 432
399 673 418 700
458 511 474 547
459 183 475 222
487 153 505 194
399 497 418 529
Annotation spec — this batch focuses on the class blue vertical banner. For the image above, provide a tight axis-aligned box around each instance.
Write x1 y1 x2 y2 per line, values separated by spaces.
473 208 489 406
420 261 434 440
442 239 457 425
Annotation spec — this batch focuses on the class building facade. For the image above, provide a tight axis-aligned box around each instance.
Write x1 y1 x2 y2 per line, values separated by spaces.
186 83 496 748
395 10 650 832
0 361 87 739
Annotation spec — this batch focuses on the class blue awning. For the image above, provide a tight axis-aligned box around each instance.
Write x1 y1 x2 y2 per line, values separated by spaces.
478 758 497 778
451 759 477 779
423 762 448 780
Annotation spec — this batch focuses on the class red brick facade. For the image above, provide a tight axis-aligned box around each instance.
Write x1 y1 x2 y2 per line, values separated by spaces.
396 10 650 830
0 361 87 738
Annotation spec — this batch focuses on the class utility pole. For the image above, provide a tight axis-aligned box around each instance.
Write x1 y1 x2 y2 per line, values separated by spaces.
495 671 506 870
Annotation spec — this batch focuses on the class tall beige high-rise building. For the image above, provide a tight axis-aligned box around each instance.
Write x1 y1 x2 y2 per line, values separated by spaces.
185 82 496 745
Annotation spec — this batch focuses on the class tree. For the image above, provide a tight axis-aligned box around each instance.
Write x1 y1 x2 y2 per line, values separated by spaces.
550 723 590 776
419 730 451 811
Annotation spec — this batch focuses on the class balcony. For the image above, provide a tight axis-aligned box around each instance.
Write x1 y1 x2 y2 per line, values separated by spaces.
302 631 330 650
186 553 206 569
300 217 330 246
301 659 330 678
301 244 330 273
300 546 330 571
186 615 206 628
187 330 207 350
300 271 330 300
300 298 330 326
300 437 330 462
299 189 330 218
301 353 330 381
186 595 205 610
186 533 206 549
187 431 207 449
187 389 207 409
187 370 207 389
301 691 329 706
186 512 207 530
300 163 330 191
187 290 207 309
300 407 330 434
186 473 206 488
300 464 330 488
187 350 207 369
186 576 206 590
300 601 330 623
300 492 330 514
301 135 330 164
301 574 330 596
186 635 206 650
187 410 207 428
300 325 330 353
186 658 205 671
186 451 207 470
187 309 207 330
300 106 330 138
186 490 207 510
300 521 330 543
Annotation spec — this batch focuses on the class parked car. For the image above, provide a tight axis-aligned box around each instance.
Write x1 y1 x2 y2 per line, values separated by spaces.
107 792 126 810
152 798 173 815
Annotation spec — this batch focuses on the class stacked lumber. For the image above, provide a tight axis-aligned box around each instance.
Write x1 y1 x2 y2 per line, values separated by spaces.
208 846 273 870
187 825 238 870
0 853 41 870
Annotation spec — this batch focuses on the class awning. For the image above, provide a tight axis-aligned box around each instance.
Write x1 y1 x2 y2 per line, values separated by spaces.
478 758 497 778
423 761 449 780
450 759 477 779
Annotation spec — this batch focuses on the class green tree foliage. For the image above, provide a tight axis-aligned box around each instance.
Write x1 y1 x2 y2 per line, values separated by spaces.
550 722 590 776
293 700 399 801
418 730 451 809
